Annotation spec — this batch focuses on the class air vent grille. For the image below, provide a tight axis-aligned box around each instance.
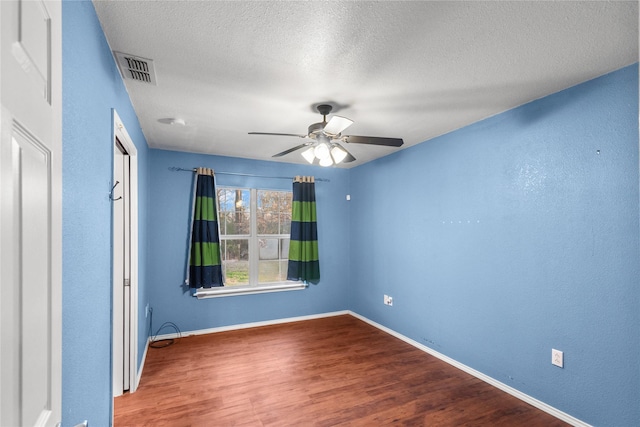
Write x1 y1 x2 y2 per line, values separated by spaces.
114 51 157 85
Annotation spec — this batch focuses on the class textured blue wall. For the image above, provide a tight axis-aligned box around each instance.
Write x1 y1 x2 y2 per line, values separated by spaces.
147 150 350 333
349 64 639 426
62 1 149 425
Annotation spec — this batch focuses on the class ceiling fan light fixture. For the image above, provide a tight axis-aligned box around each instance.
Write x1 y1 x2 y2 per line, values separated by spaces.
330 144 348 164
301 147 315 164
252 102 403 164
319 156 333 167
314 142 331 160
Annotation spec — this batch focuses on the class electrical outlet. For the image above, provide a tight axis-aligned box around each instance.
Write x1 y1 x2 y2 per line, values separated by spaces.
384 295 393 306
145 303 149 318
552 349 563 368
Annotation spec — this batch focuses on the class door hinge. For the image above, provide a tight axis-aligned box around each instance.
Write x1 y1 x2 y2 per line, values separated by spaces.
124 278 130 287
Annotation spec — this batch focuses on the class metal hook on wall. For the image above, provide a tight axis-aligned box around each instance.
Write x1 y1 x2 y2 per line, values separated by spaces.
110 181 122 201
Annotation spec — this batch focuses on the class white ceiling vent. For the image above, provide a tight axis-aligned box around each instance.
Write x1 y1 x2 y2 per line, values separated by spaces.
114 51 157 85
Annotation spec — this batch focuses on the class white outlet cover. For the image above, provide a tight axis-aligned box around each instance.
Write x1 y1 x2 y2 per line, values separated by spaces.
552 349 563 368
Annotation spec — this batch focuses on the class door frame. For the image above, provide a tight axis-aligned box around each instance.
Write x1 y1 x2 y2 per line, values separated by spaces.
111 109 139 396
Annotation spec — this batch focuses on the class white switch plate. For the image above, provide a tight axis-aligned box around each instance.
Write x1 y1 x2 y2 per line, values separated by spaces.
383 295 393 306
552 349 563 368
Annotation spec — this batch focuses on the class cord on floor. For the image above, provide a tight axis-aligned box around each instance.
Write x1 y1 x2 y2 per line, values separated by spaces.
148 307 182 348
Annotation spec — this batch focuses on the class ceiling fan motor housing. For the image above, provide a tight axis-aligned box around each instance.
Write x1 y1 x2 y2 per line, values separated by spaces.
308 122 326 138
307 104 335 138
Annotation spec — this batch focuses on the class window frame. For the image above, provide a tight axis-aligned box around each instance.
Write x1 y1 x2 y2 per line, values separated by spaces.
194 186 305 299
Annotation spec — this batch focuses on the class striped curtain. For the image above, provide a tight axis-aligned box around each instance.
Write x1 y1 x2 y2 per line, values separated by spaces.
188 167 224 288
287 176 320 284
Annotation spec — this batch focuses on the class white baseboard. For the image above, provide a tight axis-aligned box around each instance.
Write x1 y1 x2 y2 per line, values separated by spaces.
134 336 150 392
152 310 350 341
349 311 591 427
140 309 589 427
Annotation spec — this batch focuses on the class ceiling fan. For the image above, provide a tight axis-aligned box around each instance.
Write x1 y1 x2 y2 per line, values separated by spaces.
249 104 404 166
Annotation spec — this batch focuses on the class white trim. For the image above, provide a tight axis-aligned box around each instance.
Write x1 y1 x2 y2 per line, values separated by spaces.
153 310 350 341
194 282 307 299
136 337 150 388
111 110 139 395
349 312 591 427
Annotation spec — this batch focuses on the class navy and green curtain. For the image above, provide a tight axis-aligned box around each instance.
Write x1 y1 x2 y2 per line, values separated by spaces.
287 176 320 284
187 167 224 288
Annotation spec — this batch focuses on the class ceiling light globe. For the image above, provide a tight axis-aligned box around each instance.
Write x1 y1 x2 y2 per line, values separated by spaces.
301 147 315 164
314 143 330 160
330 145 348 164
319 156 333 167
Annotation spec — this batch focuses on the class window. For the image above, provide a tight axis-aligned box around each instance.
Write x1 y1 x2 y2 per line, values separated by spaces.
217 187 293 287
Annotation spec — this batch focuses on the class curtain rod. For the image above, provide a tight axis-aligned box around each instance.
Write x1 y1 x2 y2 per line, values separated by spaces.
168 167 330 182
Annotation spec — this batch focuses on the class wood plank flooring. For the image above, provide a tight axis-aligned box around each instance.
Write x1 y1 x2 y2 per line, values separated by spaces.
114 315 569 426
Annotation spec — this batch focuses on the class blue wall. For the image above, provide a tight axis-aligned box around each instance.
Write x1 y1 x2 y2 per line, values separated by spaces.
146 150 350 333
349 64 639 426
62 1 149 425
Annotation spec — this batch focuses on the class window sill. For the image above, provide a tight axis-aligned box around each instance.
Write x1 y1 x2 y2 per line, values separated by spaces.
194 282 307 299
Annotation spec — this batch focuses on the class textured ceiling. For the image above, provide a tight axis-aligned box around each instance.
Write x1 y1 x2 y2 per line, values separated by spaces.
93 1 638 168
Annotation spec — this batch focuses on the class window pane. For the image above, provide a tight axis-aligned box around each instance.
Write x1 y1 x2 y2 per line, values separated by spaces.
280 212 291 234
280 193 292 234
217 188 234 211
279 260 288 279
221 211 233 235
257 190 292 234
259 238 279 260
217 189 228 235
258 260 288 283
257 211 279 234
218 188 250 235
221 239 249 286
280 238 290 259
257 190 278 234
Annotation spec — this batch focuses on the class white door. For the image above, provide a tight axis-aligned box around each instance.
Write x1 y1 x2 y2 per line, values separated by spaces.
0 1 62 426
112 112 139 398
113 139 131 395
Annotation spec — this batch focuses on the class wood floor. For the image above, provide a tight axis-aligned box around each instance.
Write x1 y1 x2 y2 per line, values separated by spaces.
114 315 569 426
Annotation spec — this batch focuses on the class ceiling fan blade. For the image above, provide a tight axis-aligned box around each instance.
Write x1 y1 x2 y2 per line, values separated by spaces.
249 132 307 138
272 143 310 158
343 135 404 147
343 152 356 163
323 115 353 136
332 143 356 163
